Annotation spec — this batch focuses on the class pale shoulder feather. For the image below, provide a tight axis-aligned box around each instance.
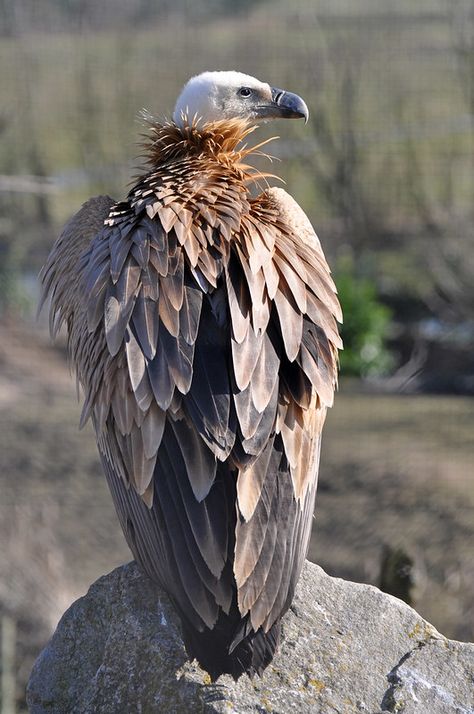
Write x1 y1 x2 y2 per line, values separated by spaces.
52 195 115 256
39 195 115 333
263 186 323 253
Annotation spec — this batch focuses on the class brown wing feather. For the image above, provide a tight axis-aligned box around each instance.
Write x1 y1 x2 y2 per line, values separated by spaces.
250 332 279 414
232 186 340 635
231 325 263 392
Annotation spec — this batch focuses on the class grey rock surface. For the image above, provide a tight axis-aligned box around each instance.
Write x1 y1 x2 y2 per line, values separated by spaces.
27 561 474 713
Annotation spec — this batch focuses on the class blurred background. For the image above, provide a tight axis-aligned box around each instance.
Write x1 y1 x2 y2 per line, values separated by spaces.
0 0 473 710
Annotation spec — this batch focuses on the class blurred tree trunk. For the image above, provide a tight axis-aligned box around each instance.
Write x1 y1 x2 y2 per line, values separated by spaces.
296 26 388 268
0 0 16 37
425 2 474 320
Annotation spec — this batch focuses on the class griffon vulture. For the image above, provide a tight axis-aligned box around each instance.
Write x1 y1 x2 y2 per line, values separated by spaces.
40 71 342 680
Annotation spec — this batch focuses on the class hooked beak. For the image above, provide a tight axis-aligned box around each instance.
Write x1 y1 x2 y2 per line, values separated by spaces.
257 87 309 123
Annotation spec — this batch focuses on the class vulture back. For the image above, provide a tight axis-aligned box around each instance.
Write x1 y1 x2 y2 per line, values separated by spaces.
40 119 341 680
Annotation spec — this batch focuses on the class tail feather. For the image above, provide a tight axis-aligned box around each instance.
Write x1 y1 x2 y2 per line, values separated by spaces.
181 610 281 681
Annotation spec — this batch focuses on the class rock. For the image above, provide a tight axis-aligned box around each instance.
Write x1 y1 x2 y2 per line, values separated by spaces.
27 561 474 714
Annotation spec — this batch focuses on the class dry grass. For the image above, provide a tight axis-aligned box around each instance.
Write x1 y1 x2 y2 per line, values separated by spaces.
313 385 474 642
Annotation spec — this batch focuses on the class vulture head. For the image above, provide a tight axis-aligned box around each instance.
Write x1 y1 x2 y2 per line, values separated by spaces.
173 70 309 127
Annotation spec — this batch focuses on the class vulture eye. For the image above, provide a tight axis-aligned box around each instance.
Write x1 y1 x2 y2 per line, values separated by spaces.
238 87 253 98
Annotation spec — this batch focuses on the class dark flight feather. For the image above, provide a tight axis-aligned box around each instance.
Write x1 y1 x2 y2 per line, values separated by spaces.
110 230 132 283
180 276 203 345
131 291 160 361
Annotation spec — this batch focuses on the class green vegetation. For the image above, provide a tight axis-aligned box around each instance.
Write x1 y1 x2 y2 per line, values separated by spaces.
336 258 393 377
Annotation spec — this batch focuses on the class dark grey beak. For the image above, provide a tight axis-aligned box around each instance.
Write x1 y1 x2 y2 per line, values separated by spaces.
259 87 309 123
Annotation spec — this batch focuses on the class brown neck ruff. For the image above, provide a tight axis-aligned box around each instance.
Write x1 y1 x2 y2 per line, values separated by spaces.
139 116 280 188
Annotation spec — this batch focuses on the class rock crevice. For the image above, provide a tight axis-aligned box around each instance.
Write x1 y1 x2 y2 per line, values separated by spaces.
381 637 436 712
